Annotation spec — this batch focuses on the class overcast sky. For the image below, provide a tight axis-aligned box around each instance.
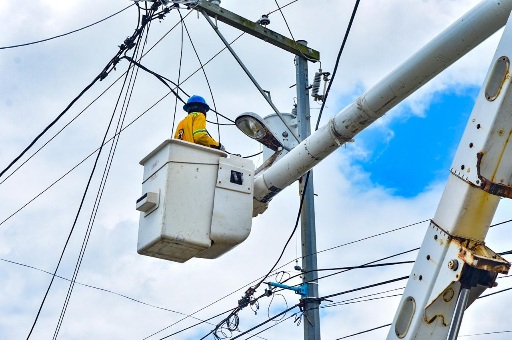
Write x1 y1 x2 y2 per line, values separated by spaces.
1 0 511 339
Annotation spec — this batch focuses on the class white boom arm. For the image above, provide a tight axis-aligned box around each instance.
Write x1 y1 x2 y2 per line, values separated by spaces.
253 0 512 214
251 1 512 339
388 8 512 339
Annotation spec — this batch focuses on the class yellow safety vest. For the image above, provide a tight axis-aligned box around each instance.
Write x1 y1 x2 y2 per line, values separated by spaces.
174 112 220 148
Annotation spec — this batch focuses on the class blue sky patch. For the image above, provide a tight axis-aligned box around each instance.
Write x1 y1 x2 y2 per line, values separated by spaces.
352 87 480 197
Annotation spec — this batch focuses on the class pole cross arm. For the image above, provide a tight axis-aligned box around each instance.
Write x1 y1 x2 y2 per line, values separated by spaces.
196 1 320 61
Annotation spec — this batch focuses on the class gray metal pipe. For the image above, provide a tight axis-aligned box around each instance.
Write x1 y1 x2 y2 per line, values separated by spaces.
254 0 512 205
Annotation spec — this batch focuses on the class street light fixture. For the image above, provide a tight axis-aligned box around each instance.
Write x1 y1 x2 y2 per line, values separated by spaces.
235 112 288 151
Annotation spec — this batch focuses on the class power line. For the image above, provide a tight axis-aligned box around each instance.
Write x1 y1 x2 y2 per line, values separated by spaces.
315 0 361 130
172 13 186 135
322 287 404 308
460 330 512 337
24 5 165 337
282 248 418 288
244 313 298 340
319 276 409 301
155 308 236 340
0 4 134 50
52 14 154 338
228 304 299 340
25 47 129 340
272 0 317 63
154 174 312 340
0 4 172 181
0 257 216 321
478 286 512 299
145 219 436 339
301 260 415 275
178 10 223 143
0 25 251 229
267 0 299 16
335 323 391 340
166 173 311 340
0 13 237 186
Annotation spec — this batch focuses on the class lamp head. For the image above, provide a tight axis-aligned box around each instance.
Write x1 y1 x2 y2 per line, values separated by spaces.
235 112 284 151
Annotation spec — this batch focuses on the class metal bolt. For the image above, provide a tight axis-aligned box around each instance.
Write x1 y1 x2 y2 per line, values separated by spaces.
448 259 459 271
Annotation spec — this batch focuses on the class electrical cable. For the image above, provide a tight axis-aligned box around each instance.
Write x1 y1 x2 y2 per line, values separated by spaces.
178 9 222 143
0 3 172 180
243 151 263 158
459 330 512 337
490 218 512 228
0 4 134 50
120 55 186 103
244 312 298 340
120 56 234 124
314 250 417 284
478 286 512 299
228 304 299 340
335 323 391 340
25 5 163 338
142 218 442 339
155 308 235 340
282 248 418 286
319 275 409 301
149 215 505 339
267 293 288 322
270 220 428 285
323 293 403 309
273 0 318 63
0 12 242 228
197 307 241 340
321 287 405 308
267 0 299 16
0 257 217 321
0 69 124 186
172 14 185 136
195 172 311 340
25 45 131 340
315 0 361 130
52 12 154 338
299 260 415 275
254 172 311 290
0 84 232 227
0 14 239 186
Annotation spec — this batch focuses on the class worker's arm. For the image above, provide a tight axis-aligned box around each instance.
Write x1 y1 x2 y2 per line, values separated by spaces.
192 113 220 148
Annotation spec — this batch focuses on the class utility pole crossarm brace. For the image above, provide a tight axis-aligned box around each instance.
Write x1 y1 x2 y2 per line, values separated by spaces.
196 1 320 61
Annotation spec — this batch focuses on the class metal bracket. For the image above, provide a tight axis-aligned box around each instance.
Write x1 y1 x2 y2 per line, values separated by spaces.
268 282 308 298
476 151 512 198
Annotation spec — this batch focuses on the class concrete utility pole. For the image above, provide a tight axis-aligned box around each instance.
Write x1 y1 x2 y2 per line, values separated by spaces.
296 40 321 340
198 2 321 339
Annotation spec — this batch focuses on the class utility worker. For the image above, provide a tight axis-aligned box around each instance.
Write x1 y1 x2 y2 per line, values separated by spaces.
174 95 225 150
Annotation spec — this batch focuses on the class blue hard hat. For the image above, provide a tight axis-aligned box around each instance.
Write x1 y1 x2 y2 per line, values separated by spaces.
183 95 210 112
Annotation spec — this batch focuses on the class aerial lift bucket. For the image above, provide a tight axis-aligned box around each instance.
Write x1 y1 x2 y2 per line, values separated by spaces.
136 139 255 263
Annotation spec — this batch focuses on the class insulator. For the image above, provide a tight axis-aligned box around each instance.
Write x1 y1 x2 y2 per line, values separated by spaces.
291 105 297 116
258 14 270 26
311 70 322 98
